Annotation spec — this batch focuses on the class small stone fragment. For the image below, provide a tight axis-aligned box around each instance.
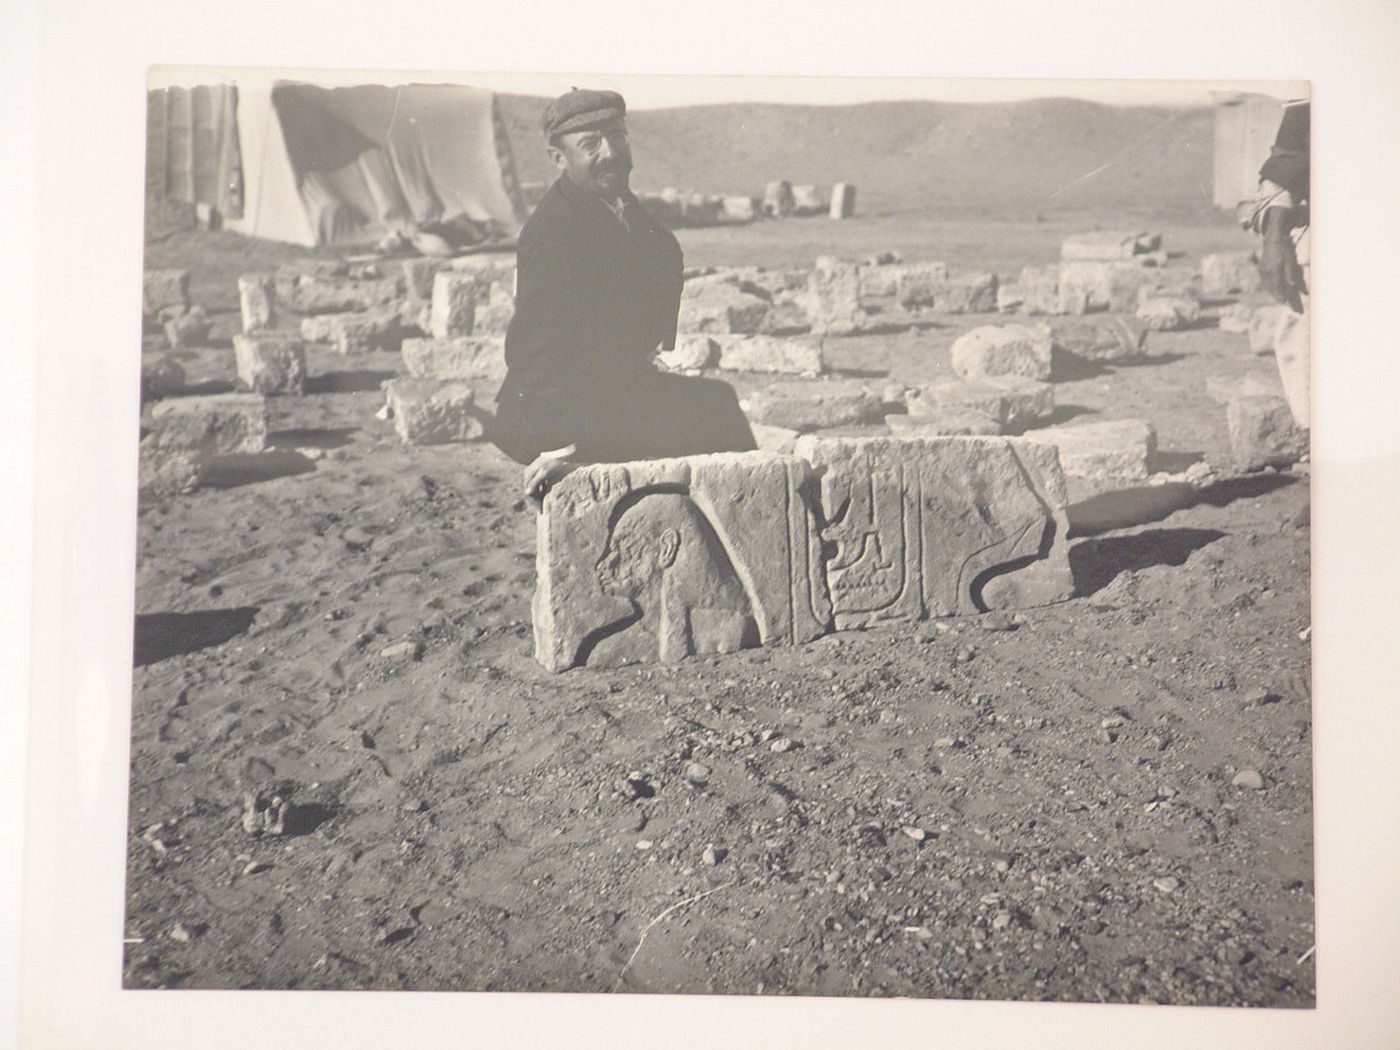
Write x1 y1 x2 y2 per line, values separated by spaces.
1152 876 1179 894
684 762 712 786
950 324 1053 382
1232 768 1266 790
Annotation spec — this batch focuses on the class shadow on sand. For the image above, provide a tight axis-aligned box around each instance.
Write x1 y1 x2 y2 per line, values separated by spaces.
306 370 397 394
1068 473 1296 538
134 607 259 666
1070 527 1226 597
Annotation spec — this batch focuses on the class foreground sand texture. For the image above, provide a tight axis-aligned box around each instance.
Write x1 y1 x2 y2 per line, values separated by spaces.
128 95 1311 1004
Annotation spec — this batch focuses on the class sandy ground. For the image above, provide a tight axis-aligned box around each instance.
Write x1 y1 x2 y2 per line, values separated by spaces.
125 214 1312 1005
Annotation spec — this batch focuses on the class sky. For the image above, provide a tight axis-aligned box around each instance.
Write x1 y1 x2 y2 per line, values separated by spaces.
148 67 1308 109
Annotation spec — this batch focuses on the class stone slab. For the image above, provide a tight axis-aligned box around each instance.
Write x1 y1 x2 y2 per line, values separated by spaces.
233 333 307 396
535 453 833 670
893 262 952 308
743 380 886 432
277 275 402 315
1057 260 1158 313
678 284 770 335
997 265 1064 315
383 378 483 446
804 265 864 336
400 336 506 382
829 183 856 219
147 393 268 456
429 272 478 338
750 423 801 453
951 324 1054 382
1049 317 1149 360
791 184 825 215
1026 418 1157 481
238 274 277 333
1201 251 1261 298
300 308 401 354
907 375 1053 430
143 269 190 317
1136 295 1202 331
763 180 794 217
714 334 824 376
794 435 1074 624
1228 395 1309 471
1061 231 1152 261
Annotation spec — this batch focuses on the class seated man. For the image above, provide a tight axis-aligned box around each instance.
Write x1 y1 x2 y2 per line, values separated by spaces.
488 88 756 499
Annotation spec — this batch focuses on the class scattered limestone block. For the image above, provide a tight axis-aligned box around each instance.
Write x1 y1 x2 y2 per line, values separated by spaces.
137 440 203 497
383 379 483 445
744 380 885 432
678 284 770 335
534 453 833 670
859 265 901 299
143 269 190 318
1027 419 1157 482
162 305 212 350
1057 260 1156 313
300 308 400 354
795 435 1074 623
804 264 864 336
1201 251 1261 298
721 196 758 223
1228 395 1309 471
997 266 1064 315
900 269 995 313
238 274 277 333
714 334 824 376
750 423 801 453
791 184 825 215
829 182 856 219
759 296 814 336
233 334 307 396
140 357 186 401
401 257 449 301
907 375 1053 431
951 324 1053 382
147 393 268 456
1064 229 1153 261
887 409 1001 436
400 336 506 383
1218 302 1256 333
658 335 718 372
278 274 401 315
1205 371 1285 405
1050 317 1148 361
429 272 478 339
1136 295 1201 331
763 180 794 217
473 284 516 336
684 270 772 301
1249 304 1298 355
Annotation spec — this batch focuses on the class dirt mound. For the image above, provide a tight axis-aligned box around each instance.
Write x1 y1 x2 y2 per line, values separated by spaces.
498 96 1215 221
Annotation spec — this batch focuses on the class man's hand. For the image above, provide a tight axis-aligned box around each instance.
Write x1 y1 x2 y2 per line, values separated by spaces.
1259 208 1305 312
523 444 578 504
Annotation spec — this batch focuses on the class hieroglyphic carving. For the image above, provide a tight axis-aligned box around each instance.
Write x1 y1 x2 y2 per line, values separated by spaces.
534 453 831 671
796 435 1073 624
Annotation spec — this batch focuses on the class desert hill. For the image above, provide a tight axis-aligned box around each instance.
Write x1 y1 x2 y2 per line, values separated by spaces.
497 96 1216 221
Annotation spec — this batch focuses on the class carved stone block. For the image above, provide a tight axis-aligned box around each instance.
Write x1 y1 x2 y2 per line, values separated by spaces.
383 379 483 446
794 435 1074 626
951 324 1054 382
535 453 833 670
233 333 307 396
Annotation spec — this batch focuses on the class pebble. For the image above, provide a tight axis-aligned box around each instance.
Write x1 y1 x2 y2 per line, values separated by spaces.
1096 728 1117 744
297 446 325 461
1243 687 1276 705
379 641 421 661
769 737 799 753
901 826 926 843
635 839 653 851
934 737 957 749
242 860 270 876
988 852 1013 873
1298 625 1311 642
1232 769 1266 791
169 923 192 943
1153 877 1179 894
702 844 726 866
979 613 1017 632
1101 716 1125 729
992 910 1012 931
402 798 427 813
684 762 712 786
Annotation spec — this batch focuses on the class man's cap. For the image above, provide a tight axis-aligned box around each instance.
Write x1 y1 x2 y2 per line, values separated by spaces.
543 88 627 141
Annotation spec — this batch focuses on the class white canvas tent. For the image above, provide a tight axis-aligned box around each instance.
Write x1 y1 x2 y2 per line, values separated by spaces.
147 70 526 248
